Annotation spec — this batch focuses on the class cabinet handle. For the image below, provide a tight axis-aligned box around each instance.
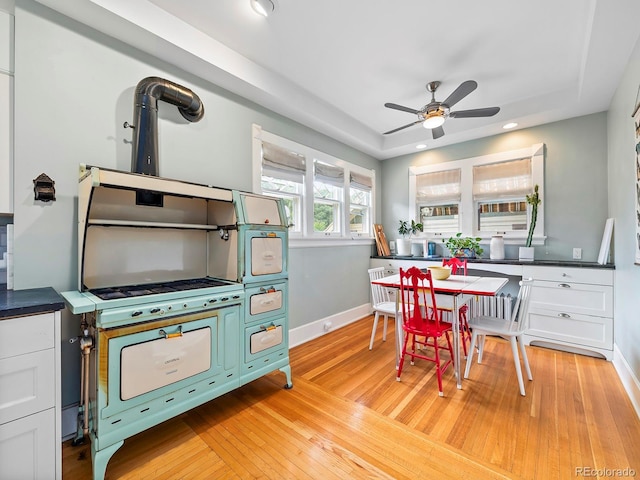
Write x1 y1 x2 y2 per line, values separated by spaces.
558 313 571 318
558 283 571 288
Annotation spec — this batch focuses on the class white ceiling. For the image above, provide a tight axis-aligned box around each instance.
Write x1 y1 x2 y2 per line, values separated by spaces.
35 0 640 159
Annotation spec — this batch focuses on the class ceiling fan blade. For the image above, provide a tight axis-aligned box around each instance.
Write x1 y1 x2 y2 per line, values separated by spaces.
384 103 421 115
432 126 445 139
383 120 423 135
449 106 500 118
442 80 477 108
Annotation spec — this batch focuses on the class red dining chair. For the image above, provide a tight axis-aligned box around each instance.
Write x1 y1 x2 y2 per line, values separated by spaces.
441 257 472 357
397 266 454 397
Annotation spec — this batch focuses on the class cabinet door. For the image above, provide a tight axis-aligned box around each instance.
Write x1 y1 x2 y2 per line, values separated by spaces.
0 408 56 479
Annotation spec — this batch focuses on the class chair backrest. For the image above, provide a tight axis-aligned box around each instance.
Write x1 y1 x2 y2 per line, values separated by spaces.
399 266 441 333
508 278 534 333
442 257 467 275
368 267 391 307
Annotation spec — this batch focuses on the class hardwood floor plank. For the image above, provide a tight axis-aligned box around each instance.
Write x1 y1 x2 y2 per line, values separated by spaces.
62 316 640 480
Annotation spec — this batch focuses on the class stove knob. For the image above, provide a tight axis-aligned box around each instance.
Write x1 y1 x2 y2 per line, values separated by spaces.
183 304 188 308
208 299 217 303
150 308 161 314
221 297 229 301
131 310 143 317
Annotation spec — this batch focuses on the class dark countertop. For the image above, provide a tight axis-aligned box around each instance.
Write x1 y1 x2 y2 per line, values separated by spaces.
0 287 66 319
371 256 615 269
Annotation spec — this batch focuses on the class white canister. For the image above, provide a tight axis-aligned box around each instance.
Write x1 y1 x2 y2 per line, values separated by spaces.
490 235 505 260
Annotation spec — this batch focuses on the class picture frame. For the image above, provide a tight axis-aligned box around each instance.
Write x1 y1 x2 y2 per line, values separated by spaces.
634 86 640 264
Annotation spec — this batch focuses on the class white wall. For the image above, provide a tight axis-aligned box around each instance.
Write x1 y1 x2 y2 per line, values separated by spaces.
13 0 378 406
607 35 640 381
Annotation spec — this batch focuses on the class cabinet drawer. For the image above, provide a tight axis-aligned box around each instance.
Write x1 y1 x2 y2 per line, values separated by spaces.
245 282 286 323
529 280 612 317
527 310 612 350
244 318 287 363
0 349 55 424
0 313 55 360
523 266 613 285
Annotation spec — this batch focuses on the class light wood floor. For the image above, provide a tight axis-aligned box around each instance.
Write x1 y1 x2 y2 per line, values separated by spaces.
62 316 640 479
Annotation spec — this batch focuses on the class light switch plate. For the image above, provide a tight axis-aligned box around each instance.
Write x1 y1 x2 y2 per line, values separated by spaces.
573 247 582 260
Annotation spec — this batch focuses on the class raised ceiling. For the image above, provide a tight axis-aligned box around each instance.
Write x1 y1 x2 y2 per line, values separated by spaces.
35 0 640 159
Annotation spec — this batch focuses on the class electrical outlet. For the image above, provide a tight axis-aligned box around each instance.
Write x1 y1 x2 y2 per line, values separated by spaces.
573 248 582 260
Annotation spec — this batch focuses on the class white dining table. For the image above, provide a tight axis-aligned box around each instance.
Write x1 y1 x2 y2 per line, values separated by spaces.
371 272 508 389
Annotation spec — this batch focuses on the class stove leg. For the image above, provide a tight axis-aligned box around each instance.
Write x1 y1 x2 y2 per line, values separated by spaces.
279 364 293 389
91 440 124 480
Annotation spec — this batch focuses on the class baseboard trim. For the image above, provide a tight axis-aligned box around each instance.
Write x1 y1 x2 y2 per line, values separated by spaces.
289 304 371 348
613 343 640 419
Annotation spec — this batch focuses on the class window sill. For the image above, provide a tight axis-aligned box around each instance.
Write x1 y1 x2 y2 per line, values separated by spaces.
418 235 546 246
289 237 375 248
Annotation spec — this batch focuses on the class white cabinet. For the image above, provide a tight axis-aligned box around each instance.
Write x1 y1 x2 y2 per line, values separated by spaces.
0 311 61 479
522 265 614 359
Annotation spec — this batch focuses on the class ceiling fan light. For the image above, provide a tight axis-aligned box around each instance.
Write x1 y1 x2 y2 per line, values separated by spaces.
423 114 445 129
250 0 275 17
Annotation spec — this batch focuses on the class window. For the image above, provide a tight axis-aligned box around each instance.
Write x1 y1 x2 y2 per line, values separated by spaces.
313 160 344 234
473 158 531 234
260 141 305 233
415 168 461 233
409 143 545 245
252 125 375 243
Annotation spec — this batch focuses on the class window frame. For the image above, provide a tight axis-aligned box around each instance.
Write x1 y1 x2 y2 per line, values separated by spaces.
409 143 545 245
252 124 375 246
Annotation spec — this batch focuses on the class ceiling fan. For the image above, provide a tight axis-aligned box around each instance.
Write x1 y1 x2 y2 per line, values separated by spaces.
383 80 500 139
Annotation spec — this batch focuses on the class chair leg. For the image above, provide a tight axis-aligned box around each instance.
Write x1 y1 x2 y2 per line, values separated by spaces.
396 333 411 381
460 311 469 358
433 335 444 396
517 335 533 381
478 334 486 363
464 330 479 379
510 336 526 396
369 311 380 350
382 314 388 342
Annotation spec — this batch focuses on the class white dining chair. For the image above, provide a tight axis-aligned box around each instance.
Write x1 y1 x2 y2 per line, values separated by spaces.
367 267 400 350
463 278 534 396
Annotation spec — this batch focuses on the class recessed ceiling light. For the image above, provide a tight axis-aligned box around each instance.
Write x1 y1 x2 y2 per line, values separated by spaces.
250 0 276 17
416 144 427 149
503 122 518 129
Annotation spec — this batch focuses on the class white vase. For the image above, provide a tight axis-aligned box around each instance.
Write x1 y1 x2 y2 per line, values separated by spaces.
519 246 534 261
490 235 505 260
396 238 412 256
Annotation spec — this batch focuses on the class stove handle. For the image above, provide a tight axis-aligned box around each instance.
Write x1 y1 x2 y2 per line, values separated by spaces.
159 326 183 339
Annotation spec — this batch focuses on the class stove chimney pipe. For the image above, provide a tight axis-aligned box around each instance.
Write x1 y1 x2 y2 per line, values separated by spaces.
130 77 204 176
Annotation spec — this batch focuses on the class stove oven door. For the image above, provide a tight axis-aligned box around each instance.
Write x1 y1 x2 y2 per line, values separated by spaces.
98 306 239 422
243 230 287 283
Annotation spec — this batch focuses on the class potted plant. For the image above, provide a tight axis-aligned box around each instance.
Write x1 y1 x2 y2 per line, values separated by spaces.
443 232 484 258
396 219 423 256
519 184 541 261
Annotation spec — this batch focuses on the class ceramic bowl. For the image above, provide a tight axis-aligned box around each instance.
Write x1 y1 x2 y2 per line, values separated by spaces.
428 266 451 280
